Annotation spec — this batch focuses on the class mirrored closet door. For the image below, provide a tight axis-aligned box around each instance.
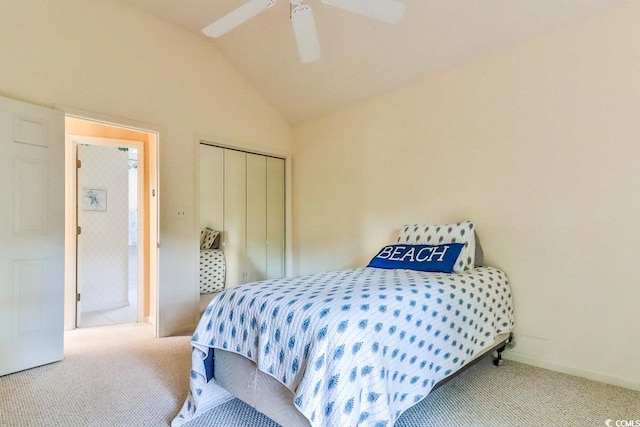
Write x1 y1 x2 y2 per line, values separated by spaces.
199 143 285 292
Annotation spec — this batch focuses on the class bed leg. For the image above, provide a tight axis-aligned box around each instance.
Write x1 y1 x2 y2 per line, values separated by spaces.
492 334 513 367
492 345 506 366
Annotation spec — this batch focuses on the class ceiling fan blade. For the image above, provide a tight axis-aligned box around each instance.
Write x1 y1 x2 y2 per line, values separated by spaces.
291 4 321 63
203 0 277 38
321 0 405 24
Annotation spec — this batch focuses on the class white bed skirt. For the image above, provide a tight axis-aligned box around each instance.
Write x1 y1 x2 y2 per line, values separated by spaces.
213 331 512 427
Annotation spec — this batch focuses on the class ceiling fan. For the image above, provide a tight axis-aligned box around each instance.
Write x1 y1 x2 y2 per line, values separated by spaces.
202 0 406 63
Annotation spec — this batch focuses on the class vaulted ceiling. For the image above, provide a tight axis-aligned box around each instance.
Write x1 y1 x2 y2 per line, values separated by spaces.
119 0 629 124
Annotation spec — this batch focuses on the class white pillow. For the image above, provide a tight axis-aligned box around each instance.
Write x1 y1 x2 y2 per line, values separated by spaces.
396 221 476 272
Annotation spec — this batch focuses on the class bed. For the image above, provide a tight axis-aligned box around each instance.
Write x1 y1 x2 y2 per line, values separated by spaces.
173 221 515 427
199 228 225 294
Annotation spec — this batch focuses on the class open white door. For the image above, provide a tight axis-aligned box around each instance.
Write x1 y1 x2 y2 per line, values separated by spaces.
74 138 144 328
0 95 65 376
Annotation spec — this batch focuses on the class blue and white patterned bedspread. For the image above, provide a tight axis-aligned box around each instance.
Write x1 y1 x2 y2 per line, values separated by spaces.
172 266 514 427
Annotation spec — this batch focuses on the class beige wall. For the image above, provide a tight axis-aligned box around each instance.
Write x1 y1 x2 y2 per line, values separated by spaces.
293 2 640 390
0 0 292 336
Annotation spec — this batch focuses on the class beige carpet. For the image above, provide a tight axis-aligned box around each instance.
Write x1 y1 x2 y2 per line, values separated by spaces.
0 323 191 426
0 323 638 427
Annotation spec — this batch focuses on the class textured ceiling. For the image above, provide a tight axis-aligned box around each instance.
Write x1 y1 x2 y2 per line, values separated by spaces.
119 0 629 124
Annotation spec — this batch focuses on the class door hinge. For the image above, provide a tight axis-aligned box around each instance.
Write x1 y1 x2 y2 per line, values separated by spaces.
76 159 82 168
76 293 81 302
76 226 81 235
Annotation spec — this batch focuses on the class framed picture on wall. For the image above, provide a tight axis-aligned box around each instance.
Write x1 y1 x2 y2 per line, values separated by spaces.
82 188 107 211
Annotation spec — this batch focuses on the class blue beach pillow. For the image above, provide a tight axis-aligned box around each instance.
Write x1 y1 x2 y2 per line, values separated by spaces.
367 243 464 273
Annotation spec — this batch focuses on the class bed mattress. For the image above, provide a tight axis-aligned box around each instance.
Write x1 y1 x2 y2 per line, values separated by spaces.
173 266 514 427
199 248 225 294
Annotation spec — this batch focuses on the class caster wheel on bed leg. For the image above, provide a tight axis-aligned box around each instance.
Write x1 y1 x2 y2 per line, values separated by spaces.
492 343 506 367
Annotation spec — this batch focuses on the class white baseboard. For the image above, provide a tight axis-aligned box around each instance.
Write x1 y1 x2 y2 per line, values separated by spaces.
161 323 196 337
505 350 640 392
82 298 130 313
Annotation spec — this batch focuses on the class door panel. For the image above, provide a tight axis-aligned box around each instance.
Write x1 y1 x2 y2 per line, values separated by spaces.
266 157 285 280
223 150 247 288
246 153 267 282
13 259 47 334
199 145 224 232
13 157 48 234
0 95 64 376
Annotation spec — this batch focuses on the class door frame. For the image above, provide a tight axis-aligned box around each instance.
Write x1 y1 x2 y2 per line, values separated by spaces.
63 112 159 335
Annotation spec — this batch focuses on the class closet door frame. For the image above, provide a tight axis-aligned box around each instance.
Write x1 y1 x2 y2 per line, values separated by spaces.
195 138 291 293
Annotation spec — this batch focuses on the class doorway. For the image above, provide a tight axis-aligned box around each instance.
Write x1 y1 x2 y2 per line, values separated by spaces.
76 142 140 327
64 116 158 333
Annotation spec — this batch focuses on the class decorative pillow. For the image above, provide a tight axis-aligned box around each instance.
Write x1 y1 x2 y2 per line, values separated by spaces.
367 244 464 273
200 228 221 250
396 221 476 272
